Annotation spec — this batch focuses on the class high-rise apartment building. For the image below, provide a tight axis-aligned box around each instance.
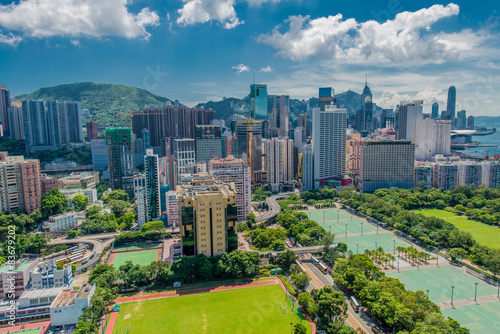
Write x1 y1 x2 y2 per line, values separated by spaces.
272 95 290 138
0 154 42 214
415 119 451 161
250 84 268 119
106 128 134 197
319 87 334 111
0 86 11 137
7 106 24 140
135 187 147 228
481 162 500 188
91 139 108 171
178 182 238 257
23 100 50 153
235 120 263 182
265 138 294 192
432 163 459 190
46 100 83 148
415 165 432 189
302 147 314 191
431 102 439 119
312 106 347 188
359 141 415 192
458 162 482 186
346 138 366 176
165 191 179 227
87 120 98 141
173 138 196 182
195 125 222 163
145 149 160 222
209 157 251 220
397 100 423 142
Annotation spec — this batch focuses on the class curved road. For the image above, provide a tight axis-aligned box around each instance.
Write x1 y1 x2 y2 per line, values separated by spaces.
256 192 296 223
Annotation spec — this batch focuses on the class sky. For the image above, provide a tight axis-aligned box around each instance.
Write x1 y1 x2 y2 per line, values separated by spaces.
0 0 499 116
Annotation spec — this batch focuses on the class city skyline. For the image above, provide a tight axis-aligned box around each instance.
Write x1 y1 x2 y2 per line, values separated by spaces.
0 1 498 116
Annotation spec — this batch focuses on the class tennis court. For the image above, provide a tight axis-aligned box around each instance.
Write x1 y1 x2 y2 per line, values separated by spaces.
5 329 42 334
336 232 410 254
319 219 378 236
113 242 162 252
304 208 355 222
441 301 500 334
386 266 498 304
110 249 159 267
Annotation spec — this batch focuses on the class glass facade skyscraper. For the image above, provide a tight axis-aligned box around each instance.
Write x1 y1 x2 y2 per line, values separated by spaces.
250 84 268 119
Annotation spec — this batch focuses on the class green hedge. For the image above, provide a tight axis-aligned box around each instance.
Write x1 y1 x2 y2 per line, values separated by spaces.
278 274 297 297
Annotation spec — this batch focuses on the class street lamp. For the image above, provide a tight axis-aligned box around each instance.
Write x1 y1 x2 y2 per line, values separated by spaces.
290 322 293 334
475 282 479 303
426 290 430 298
345 224 347 237
397 258 400 272
451 286 455 308
323 211 325 224
356 243 359 254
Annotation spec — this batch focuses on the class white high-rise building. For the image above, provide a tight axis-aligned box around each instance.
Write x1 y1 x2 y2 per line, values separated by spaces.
136 187 147 228
312 106 347 188
482 161 500 188
265 137 294 192
415 119 452 161
294 127 303 154
165 191 179 227
397 100 423 142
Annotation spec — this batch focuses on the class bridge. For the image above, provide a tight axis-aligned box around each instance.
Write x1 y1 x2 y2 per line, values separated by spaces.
256 192 296 223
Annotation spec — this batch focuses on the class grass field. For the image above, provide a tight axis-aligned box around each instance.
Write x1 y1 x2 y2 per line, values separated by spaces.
111 249 158 268
114 243 162 251
336 232 410 254
414 209 500 249
442 301 500 334
112 285 311 334
386 266 498 304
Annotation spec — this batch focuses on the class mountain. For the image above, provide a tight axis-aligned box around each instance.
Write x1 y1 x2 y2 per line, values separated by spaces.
14 82 173 128
335 90 361 114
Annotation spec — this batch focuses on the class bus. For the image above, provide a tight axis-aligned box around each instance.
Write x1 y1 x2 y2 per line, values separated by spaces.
311 256 328 274
350 296 360 313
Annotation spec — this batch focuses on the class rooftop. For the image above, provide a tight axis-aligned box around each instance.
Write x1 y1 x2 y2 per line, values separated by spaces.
20 286 64 300
52 284 94 308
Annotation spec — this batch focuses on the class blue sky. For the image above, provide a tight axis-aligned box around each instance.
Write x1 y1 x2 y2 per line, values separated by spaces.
0 0 499 116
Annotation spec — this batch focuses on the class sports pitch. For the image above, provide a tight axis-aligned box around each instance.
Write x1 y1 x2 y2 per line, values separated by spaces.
336 232 410 254
110 249 159 268
441 301 500 334
304 208 355 221
413 209 500 249
386 266 498 304
111 285 311 334
319 218 378 236
6 329 42 334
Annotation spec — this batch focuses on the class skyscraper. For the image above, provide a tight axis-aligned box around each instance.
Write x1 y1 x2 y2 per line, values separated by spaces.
0 86 11 137
235 120 263 182
272 95 290 138
302 147 314 191
250 84 268 119
358 80 374 132
144 149 160 222
319 87 334 111
87 120 98 141
397 100 423 142
91 139 108 172
467 116 475 129
265 138 294 192
23 100 50 153
106 128 134 196
195 125 222 163
481 162 500 188
431 102 439 119
445 86 456 127
415 119 451 161
7 106 24 140
46 100 83 146
456 110 466 129
458 162 482 186
173 138 196 185
312 106 347 188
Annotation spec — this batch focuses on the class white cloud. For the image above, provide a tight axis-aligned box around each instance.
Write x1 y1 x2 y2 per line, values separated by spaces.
260 66 273 72
245 0 282 6
0 0 159 40
0 32 22 46
71 40 80 47
232 63 250 73
177 0 241 29
257 4 483 64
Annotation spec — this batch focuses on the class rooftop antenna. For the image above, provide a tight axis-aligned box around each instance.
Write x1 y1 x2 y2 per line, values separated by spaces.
253 74 255 85
365 73 367 86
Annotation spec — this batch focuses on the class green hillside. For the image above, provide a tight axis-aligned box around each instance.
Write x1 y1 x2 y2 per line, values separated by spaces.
14 82 173 128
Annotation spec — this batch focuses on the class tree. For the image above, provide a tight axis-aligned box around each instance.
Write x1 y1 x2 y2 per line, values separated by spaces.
294 323 307 334
141 220 165 233
336 242 348 253
67 230 82 238
72 193 90 211
278 250 297 272
102 189 129 203
118 212 135 230
41 188 69 217
85 206 103 219
108 200 130 218
291 272 310 290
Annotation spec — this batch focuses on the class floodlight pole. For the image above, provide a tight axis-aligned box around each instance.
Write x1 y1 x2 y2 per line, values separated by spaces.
451 286 455 308
475 282 479 303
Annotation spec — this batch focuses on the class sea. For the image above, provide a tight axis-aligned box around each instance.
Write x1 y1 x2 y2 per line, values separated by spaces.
459 116 500 158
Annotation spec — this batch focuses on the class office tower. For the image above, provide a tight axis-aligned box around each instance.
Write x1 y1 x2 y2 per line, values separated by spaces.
458 162 482 186
0 154 42 214
312 106 347 188
294 127 303 153
432 163 459 190
319 87 334 111
272 95 290 137
301 148 313 191
481 162 500 188
178 182 238 257
235 120 263 182
298 112 307 138
467 116 474 129
431 102 439 119
359 141 415 192
265 138 294 192
136 187 147 228
106 128 134 196
456 110 466 129
396 100 423 142
23 100 51 153
415 119 451 161
414 165 432 189
145 149 160 222
446 86 456 127
87 120 98 141
91 139 108 171
7 106 24 140
209 157 251 220
0 86 11 136
173 138 196 185
356 80 374 132
196 125 222 163
250 84 268 119
224 135 234 157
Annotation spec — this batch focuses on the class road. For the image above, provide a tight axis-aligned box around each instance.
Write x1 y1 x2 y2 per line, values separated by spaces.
256 192 296 223
302 262 381 334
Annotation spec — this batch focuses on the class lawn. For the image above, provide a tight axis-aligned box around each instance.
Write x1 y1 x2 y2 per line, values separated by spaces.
112 285 311 334
442 301 500 334
111 249 159 268
414 209 500 249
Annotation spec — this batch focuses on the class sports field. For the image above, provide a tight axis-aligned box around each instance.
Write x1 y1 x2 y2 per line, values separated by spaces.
336 232 410 254
113 242 162 251
319 218 378 236
111 285 311 334
442 301 500 334
304 208 354 221
110 249 159 268
414 209 500 249
6 329 42 334
386 266 498 304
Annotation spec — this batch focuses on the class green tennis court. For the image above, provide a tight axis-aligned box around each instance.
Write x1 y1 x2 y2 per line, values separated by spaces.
114 242 162 251
6 328 42 334
319 219 378 236
336 232 410 253
111 249 159 267
304 208 355 221
442 301 500 334
387 266 498 304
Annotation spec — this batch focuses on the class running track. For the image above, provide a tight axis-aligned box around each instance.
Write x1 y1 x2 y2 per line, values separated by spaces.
105 278 316 334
